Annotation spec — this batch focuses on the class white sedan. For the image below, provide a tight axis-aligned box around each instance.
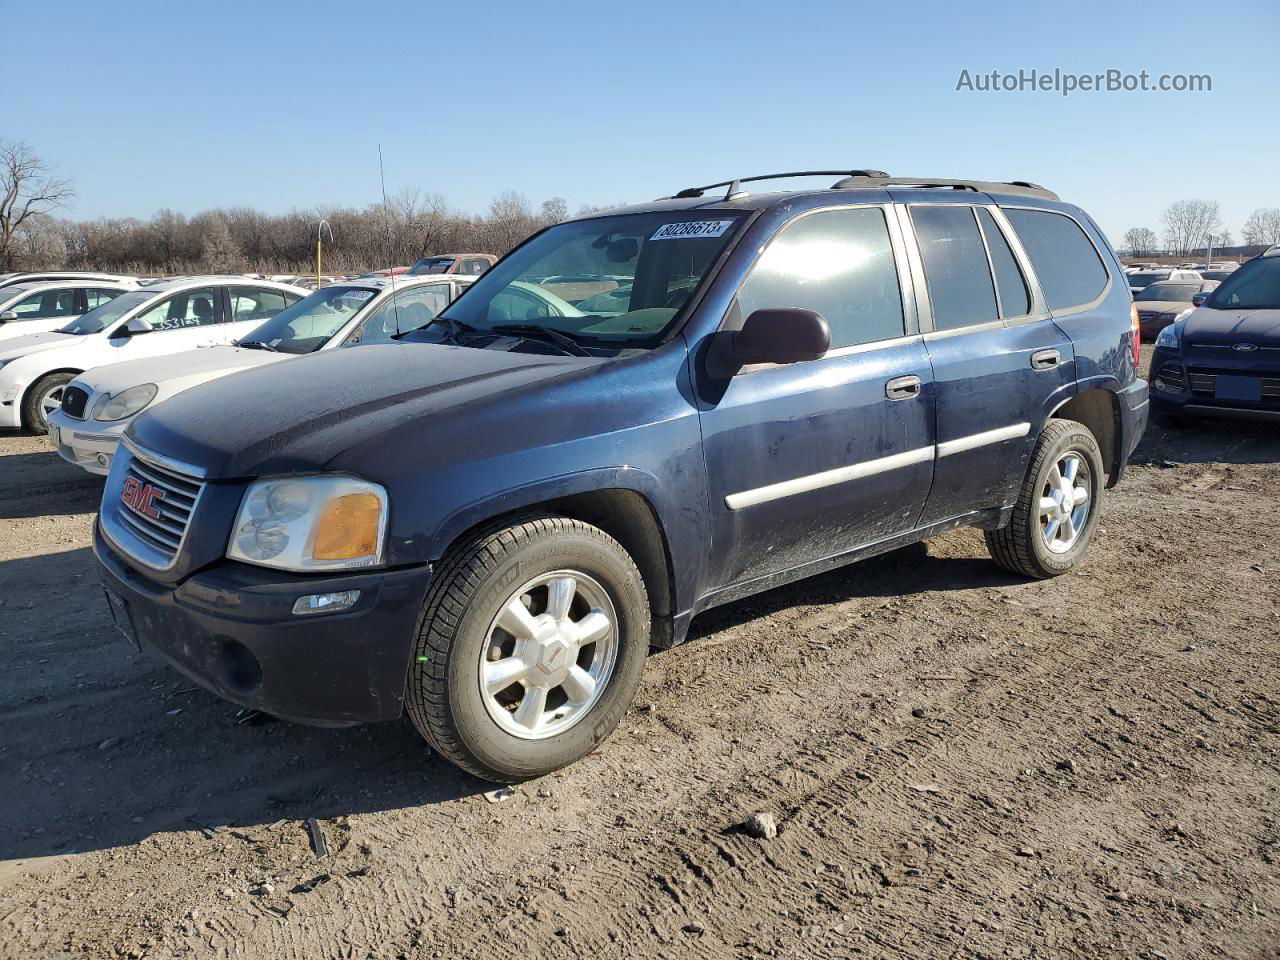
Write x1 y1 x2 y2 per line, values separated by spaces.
0 276 306 433
48 274 472 474
0 279 137 340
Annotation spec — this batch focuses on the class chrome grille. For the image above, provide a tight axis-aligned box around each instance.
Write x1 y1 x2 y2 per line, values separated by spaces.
61 385 90 420
109 444 205 568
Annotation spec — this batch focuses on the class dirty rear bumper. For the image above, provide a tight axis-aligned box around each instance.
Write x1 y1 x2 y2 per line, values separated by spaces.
94 521 432 725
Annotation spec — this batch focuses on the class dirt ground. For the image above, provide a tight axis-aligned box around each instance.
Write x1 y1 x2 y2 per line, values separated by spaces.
1 348 1277 960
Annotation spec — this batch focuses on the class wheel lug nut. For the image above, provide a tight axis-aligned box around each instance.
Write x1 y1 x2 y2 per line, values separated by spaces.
486 644 503 662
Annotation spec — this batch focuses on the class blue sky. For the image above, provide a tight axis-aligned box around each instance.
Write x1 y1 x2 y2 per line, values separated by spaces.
7 0 1277 244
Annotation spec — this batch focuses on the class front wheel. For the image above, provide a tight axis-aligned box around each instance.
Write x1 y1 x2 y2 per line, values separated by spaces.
984 418 1104 579
22 372 74 433
405 515 650 782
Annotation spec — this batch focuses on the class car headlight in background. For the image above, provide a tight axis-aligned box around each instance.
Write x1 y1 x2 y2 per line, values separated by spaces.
227 475 388 572
1155 322 1183 349
92 383 159 421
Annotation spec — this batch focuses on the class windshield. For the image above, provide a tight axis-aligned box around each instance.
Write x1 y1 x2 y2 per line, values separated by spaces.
1128 272 1170 289
1136 283 1199 302
431 211 747 348
0 284 37 309
239 285 379 353
60 290 158 335
1206 256 1280 310
410 257 454 275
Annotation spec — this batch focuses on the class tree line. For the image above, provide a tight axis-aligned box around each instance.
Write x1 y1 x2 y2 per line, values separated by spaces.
1123 199 1280 259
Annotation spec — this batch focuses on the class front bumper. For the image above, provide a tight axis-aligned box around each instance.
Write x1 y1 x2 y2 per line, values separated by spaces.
48 411 123 475
94 522 433 724
1150 347 1280 422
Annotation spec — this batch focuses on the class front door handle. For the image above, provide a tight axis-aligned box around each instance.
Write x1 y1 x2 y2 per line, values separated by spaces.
1031 349 1061 370
885 375 922 400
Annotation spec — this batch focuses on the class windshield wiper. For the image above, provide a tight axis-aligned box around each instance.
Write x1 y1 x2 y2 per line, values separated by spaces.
234 339 279 352
489 324 592 356
394 314 479 342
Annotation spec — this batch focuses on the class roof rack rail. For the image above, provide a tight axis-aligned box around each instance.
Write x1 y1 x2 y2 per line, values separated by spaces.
669 170 890 200
831 175 1058 201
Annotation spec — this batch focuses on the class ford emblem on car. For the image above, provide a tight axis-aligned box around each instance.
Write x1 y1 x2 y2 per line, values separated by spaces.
1232 342 1259 352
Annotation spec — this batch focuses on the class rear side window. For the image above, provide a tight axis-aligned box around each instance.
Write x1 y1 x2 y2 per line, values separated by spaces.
737 207 905 349
910 205 998 331
230 287 291 322
975 208 1031 318
1004 209 1109 312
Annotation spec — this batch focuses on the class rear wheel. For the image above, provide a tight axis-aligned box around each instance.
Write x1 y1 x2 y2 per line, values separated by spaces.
22 372 74 433
405 515 650 782
984 418 1104 579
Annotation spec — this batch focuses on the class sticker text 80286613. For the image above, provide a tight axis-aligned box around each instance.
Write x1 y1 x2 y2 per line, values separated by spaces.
649 221 734 241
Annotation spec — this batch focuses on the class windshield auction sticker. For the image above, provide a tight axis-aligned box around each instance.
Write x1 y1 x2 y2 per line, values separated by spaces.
650 220 734 241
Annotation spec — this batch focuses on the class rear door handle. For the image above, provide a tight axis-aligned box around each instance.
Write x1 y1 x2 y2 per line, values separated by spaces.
885 375 922 400
1030 349 1061 370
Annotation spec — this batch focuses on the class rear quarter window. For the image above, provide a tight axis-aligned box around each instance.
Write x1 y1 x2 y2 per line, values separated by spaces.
1004 208 1110 312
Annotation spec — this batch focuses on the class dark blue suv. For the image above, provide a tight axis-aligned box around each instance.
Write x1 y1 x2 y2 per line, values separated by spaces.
94 171 1148 781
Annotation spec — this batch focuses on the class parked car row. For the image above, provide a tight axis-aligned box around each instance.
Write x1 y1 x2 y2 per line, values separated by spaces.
47 274 474 474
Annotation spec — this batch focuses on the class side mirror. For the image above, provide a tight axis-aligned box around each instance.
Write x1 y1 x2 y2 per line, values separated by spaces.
0 310 17 322
124 317 154 336
1191 292 1209 307
733 308 830 366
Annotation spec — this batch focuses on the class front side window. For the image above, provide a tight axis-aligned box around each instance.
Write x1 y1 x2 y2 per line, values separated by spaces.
1207 256 1280 310
975 208 1031 318
911 205 999 331
1004 208 1109 312
230 287 292 323
9 288 79 318
239 285 379 354
135 287 220 332
349 285 453 344
434 211 747 348
736 206 905 349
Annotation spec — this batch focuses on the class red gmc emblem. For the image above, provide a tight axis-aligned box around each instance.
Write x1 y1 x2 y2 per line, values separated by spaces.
121 475 165 520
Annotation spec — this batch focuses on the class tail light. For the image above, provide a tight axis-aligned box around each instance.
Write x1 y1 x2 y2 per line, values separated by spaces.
1129 302 1141 367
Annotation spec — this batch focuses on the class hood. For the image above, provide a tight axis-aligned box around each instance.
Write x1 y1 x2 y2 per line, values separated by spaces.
75 345 283 398
0 330 82 361
128 342 591 478
1134 300 1190 314
1182 307 1280 347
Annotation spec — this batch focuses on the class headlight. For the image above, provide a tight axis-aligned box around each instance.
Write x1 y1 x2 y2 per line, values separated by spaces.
92 383 159 421
1155 322 1182 349
227 475 388 572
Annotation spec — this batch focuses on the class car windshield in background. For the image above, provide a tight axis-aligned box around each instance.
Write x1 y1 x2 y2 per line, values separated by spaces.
1136 283 1199 302
1128 272 1169 288
60 290 157 335
410 258 455 275
1207 257 1280 310
238 285 379 353
431 211 747 348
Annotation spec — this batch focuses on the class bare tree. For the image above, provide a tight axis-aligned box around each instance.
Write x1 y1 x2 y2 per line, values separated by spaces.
486 191 536 253
540 197 569 224
1161 199 1222 257
1242 208 1280 253
0 140 75 271
1122 227 1159 258
200 216 244 273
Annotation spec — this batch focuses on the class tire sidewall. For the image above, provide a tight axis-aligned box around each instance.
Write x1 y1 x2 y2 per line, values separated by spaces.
441 529 648 780
1027 426 1104 575
24 373 73 433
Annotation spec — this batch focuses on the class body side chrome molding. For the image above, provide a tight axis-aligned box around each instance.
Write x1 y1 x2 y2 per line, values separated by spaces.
724 421 1032 510
936 422 1030 457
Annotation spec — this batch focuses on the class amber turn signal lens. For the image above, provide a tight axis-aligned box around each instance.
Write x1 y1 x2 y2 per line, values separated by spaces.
312 493 383 561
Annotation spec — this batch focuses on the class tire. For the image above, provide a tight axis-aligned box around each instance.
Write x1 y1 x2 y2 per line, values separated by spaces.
984 418 1105 580
22 372 74 433
405 515 650 782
